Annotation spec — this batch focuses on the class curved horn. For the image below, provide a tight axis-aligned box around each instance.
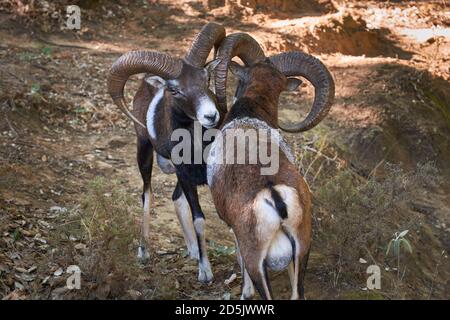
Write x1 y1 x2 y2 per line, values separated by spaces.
269 52 334 132
108 50 183 127
214 33 266 113
184 22 226 68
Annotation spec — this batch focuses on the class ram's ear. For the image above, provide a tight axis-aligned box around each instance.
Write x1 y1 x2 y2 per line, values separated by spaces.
205 58 221 73
145 75 167 89
229 61 246 80
286 77 302 91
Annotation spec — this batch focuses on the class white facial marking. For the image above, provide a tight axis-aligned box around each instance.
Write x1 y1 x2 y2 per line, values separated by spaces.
196 96 219 128
146 88 164 140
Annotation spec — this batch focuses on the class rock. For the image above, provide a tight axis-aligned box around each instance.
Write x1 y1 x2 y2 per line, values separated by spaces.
53 268 63 277
126 289 142 299
74 243 87 250
95 160 114 171
49 206 67 214
224 273 237 285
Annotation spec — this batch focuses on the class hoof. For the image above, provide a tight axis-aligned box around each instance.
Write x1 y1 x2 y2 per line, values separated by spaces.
137 246 150 263
241 286 255 300
290 293 300 300
198 268 213 284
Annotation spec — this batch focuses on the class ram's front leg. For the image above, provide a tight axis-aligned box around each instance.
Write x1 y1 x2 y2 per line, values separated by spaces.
172 182 199 260
136 137 154 263
176 174 213 283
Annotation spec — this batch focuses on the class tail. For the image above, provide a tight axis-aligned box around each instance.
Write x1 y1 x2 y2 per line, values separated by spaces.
266 182 288 219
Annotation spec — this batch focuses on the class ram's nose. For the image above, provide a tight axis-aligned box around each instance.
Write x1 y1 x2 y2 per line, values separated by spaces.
201 111 219 128
204 113 218 123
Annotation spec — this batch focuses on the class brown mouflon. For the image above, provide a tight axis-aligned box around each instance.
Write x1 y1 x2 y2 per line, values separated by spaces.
207 33 334 299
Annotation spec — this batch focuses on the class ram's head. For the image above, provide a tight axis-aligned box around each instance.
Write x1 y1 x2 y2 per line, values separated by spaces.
107 23 225 129
214 33 335 132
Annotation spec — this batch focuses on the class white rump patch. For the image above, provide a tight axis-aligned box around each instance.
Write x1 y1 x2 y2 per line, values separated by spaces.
274 185 303 225
253 189 281 242
252 184 302 271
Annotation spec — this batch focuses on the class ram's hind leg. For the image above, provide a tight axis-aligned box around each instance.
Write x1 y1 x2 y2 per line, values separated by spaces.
243 256 272 300
287 260 299 300
136 137 154 262
239 241 273 300
172 182 199 260
234 234 255 299
298 246 310 300
286 232 310 300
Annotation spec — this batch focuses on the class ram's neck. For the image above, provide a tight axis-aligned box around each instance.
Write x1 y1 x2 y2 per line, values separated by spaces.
225 92 279 129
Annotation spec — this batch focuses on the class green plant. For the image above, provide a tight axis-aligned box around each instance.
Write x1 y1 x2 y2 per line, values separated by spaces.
30 83 41 95
12 228 21 242
41 46 53 58
18 52 34 61
386 230 413 280
313 162 435 293
209 240 235 257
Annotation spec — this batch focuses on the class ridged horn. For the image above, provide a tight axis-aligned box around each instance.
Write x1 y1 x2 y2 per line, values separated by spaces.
214 33 266 113
107 50 183 127
184 22 226 68
269 51 335 132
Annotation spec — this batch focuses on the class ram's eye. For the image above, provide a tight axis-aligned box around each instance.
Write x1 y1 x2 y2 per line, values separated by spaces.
169 87 180 95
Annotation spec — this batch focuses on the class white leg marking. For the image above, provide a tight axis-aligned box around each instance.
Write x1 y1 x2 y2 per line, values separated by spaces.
138 188 151 262
241 267 255 300
288 261 299 300
194 218 213 283
146 88 164 140
174 192 199 260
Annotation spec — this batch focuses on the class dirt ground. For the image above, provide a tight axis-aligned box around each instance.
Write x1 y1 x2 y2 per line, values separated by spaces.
0 0 449 300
